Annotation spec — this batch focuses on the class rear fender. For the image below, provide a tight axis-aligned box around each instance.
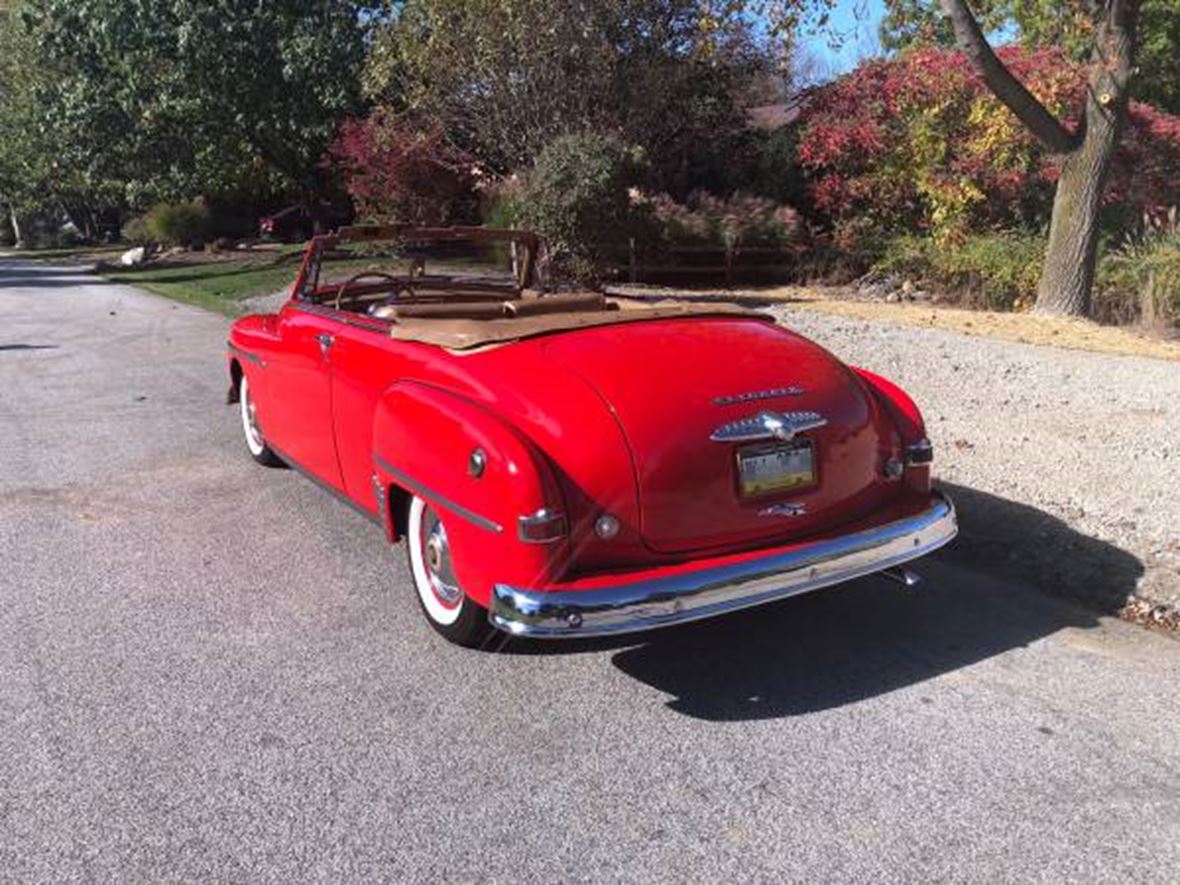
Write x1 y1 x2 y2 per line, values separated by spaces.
372 382 569 607
852 367 931 493
851 368 925 440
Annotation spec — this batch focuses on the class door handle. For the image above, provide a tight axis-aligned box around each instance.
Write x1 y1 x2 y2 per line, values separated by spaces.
317 332 334 355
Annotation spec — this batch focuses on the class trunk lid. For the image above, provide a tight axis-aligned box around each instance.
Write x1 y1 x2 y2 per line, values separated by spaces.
540 316 900 554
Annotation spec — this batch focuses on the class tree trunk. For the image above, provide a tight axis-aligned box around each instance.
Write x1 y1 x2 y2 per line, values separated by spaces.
940 0 1140 318
10 205 24 248
1034 0 1139 316
1033 101 1120 316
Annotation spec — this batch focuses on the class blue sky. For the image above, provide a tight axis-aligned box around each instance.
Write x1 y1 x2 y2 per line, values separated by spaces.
807 0 887 77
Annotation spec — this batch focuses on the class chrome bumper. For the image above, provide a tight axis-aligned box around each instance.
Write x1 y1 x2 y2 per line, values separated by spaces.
490 492 957 638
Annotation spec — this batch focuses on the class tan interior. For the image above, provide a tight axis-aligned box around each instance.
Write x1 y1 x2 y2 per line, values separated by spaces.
300 227 768 350
372 291 611 322
310 278 765 351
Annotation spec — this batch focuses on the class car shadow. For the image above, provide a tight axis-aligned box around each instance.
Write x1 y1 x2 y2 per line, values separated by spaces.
506 483 1142 721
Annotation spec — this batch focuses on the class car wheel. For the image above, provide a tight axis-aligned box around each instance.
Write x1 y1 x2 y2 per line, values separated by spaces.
239 375 282 467
406 495 493 648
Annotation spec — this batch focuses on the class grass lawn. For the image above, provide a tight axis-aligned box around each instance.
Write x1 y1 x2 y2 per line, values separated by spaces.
103 257 301 316
103 250 506 316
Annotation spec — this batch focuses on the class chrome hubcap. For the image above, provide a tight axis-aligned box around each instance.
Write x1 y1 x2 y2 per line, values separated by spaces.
421 510 462 607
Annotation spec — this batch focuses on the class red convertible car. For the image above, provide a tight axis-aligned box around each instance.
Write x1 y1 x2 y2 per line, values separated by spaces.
227 226 956 647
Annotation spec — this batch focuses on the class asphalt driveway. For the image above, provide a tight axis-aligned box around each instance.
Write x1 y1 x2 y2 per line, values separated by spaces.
2 259 1178 882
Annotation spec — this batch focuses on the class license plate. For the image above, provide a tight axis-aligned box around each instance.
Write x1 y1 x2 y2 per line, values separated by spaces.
737 442 815 496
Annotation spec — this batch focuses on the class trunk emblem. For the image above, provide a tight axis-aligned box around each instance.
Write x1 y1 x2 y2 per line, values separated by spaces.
713 386 804 406
759 502 808 518
710 410 828 443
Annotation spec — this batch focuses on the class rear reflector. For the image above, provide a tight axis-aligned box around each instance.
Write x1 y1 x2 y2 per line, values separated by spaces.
905 438 934 465
518 508 567 544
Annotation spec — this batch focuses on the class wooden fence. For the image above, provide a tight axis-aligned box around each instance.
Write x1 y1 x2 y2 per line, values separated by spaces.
608 240 798 287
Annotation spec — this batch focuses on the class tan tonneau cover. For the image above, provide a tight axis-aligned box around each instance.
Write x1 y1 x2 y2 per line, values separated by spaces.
387 300 769 350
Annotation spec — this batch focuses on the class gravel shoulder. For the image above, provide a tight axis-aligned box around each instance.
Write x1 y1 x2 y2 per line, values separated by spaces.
766 304 1180 621
612 282 1180 362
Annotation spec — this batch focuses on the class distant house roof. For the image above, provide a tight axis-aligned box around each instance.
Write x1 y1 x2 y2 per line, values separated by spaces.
745 93 811 131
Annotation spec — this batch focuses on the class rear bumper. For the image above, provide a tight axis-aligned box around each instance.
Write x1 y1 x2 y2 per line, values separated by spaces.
489 491 957 638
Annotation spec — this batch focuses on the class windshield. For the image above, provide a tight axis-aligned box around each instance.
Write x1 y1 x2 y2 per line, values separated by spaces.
297 227 539 304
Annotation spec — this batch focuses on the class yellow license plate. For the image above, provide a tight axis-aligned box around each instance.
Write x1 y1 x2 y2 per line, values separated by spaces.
737 442 815 496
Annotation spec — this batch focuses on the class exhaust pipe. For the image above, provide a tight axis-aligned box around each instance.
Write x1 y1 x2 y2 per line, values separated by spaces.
881 566 921 587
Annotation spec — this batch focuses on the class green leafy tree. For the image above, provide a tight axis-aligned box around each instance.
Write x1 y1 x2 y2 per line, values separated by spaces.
1135 0 1180 115
0 0 64 241
367 0 772 194
515 132 647 278
25 0 375 211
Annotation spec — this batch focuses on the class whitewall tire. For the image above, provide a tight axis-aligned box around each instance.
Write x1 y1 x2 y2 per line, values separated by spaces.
406 495 492 647
239 374 281 466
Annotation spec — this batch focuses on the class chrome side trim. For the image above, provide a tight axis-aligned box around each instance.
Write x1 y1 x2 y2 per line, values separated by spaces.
490 492 957 638
710 410 827 443
269 443 381 526
226 341 265 367
374 454 503 534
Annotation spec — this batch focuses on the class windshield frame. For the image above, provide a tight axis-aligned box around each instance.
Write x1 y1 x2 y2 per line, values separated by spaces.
292 225 541 304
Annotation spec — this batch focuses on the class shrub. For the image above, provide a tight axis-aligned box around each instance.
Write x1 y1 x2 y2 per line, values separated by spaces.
327 110 476 225
479 175 523 229
873 232 1046 311
144 201 210 247
1097 208 1180 326
121 215 151 245
798 46 1180 243
515 133 646 280
477 176 525 266
635 190 800 250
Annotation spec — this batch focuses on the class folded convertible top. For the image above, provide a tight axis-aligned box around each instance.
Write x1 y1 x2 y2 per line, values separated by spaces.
384 297 770 350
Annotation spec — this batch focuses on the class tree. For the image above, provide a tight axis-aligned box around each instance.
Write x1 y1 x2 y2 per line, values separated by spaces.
795 45 1180 240
366 0 772 194
24 0 376 212
327 111 476 224
0 2 35 241
882 0 1178 114
891 0 1135 316
1135 0 1180 115
0 0 72 241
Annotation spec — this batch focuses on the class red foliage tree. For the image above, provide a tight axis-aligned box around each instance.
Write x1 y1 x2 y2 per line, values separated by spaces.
327 111 476 224
797 46 1180 243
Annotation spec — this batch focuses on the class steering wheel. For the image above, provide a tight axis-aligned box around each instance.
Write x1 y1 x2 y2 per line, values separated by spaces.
333 271 401 310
